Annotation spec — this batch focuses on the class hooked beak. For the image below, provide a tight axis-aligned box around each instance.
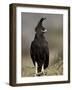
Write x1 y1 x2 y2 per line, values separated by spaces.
41 29 47 33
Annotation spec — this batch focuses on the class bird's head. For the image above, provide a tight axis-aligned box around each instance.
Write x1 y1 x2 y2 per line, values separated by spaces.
35 18 47 34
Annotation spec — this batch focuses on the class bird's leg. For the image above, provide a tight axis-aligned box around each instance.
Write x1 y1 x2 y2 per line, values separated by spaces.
44 68 47 75
35 62 38 76
35 63 42 76
42 64 44 75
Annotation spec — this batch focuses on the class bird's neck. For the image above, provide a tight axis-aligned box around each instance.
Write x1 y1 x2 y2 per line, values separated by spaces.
35 33 45 40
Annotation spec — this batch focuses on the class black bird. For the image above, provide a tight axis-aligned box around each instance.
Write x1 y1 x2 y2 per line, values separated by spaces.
30 18 49 76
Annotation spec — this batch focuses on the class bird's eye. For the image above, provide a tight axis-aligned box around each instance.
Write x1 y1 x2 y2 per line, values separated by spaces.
41 29 47 32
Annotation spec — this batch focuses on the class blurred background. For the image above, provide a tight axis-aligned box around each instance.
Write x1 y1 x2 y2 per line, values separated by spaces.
21 12 63 77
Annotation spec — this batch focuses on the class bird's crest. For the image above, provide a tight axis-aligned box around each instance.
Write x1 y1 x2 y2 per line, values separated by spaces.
35 18 46 32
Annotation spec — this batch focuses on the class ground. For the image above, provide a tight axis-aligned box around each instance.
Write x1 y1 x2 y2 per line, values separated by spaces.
21 50 63 77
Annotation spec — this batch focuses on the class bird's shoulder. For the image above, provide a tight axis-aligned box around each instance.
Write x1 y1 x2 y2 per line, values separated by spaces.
31 40 40 47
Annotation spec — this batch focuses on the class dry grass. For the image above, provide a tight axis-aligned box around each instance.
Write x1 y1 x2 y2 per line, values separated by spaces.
21 51 63 77
22 60 63 77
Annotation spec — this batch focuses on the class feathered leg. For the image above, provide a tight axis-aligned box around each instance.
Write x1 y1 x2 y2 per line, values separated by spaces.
42 64 47 75
42 64 44 74
35 62 37 76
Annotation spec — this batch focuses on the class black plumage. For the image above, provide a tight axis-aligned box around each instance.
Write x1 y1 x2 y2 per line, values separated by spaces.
30 18 49 75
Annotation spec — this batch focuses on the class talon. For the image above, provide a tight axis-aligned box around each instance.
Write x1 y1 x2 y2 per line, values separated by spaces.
35 72 43 76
